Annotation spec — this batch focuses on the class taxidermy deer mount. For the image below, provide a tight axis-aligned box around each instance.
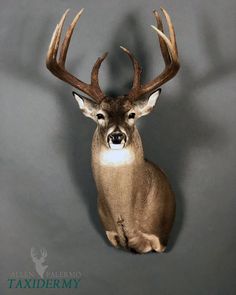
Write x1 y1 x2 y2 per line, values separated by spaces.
46 7 180 253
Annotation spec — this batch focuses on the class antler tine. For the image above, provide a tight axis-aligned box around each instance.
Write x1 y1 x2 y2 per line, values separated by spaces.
58 9 84 67
46 9 106 102
150 25 175 59
46 10 69 66
161 7 178 56
91 52 108 90
30 248 37 258
40 248 47 258
120 46 142 98
153 10 171 65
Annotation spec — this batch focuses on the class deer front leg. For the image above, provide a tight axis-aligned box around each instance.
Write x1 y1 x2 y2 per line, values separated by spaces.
98 199 120 247
105 231 119 247
128 232 166 253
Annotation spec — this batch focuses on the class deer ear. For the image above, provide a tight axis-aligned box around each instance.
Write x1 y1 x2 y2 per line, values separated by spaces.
134 89 161 117
147 88 161 108
73 91 98 121
73 91 85 109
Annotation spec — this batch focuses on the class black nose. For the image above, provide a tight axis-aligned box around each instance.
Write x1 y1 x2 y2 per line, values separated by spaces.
109 132 126 144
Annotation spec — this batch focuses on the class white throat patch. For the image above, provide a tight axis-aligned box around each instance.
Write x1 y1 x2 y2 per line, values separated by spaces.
99 148 135 167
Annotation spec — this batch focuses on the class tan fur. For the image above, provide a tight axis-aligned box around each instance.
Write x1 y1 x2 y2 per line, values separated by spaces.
92 127 175 253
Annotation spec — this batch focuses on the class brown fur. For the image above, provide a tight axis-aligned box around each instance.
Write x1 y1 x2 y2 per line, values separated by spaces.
91 100 175 253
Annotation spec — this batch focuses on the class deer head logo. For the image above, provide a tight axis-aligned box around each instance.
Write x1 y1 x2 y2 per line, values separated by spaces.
30 248 48 278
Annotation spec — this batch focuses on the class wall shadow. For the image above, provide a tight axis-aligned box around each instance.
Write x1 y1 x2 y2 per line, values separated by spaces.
1 10 235 250
0 12 106 243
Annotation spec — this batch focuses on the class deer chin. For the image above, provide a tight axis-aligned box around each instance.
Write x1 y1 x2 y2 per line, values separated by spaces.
109 142 125 150
99 146 135 166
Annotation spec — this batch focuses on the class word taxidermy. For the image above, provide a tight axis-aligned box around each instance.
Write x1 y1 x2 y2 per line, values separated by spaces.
46 7 180 253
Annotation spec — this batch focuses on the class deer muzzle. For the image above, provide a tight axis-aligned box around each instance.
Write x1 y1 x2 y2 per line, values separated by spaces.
108 131 127 150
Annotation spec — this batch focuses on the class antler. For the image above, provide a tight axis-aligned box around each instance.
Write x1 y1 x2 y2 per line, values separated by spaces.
31 248 38 260
46 9 107 103
121 7 180 100
40 248 47 258
47 8 179 101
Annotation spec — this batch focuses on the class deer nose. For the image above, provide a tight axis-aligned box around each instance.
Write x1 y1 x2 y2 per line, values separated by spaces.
109 132 126 144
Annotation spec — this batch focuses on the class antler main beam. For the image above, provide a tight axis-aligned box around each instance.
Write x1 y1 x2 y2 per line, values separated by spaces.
122 7 180 100
46 9 107 102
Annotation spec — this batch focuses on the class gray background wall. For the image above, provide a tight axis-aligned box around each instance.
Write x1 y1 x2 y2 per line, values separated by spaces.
0 0 235 294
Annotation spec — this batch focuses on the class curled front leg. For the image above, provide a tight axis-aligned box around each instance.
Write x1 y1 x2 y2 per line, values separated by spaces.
128 232 167 253
105 231 119 248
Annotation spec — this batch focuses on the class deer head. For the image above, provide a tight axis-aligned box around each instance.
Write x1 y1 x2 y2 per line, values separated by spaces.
30 248 48 278
46 8 179 151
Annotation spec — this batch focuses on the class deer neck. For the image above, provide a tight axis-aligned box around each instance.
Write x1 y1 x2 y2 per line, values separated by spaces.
91 127 147 217
91 126 147 201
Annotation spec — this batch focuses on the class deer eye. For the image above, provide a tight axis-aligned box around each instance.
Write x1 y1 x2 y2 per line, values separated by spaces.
96 113 105 120
128 112 135 119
